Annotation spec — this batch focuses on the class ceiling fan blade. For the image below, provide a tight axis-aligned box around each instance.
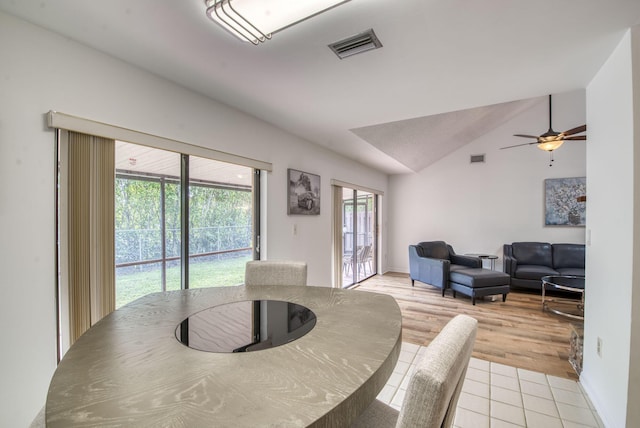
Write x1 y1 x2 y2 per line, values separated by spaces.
563 135 587 141
561 124 587 136
500 141 538 150
513 134 540 139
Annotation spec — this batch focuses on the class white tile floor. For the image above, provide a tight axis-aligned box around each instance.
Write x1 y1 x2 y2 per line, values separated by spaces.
377 342 604 428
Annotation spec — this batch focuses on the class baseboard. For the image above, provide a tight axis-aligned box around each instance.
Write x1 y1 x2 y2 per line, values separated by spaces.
579 372 614 428
382 267 409 275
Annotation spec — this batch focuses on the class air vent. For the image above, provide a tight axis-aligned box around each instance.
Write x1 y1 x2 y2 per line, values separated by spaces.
470 154 485 163
329 29 382 59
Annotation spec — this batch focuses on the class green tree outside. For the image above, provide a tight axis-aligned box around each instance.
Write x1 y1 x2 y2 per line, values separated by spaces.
115 176 253 308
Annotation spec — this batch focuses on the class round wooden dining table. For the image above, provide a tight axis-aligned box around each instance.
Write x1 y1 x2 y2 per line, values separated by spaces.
46 285 402 427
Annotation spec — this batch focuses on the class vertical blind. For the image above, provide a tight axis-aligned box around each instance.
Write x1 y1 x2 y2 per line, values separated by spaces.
332 185 343 288
67 131 115 343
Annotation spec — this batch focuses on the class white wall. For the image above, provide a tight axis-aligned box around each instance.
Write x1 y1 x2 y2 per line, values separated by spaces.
583 27 639 428
387 90 587 273
629 25 640 428
0 12 388 427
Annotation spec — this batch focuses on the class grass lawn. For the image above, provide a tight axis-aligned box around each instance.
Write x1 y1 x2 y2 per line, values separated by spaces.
116 254 251 308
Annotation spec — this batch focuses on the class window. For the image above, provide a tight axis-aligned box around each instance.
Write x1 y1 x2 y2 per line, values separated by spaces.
331 180 382 288
341 188 377 287
51 111 271 358
115 142 255 308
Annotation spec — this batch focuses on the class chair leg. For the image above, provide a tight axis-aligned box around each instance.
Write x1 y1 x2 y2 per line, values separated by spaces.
442 288 446 297
411 279 415 287
472 296 476 305
502 293 507 302
452 290 456 298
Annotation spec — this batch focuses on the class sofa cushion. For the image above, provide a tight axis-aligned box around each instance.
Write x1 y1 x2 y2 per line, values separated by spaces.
417 241 450 260
512 242 553 267
553 244 585 269
450 268 510 288
557 268 585 277
514 265 558 280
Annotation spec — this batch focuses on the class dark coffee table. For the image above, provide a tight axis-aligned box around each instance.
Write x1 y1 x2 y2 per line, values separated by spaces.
541 275 585 320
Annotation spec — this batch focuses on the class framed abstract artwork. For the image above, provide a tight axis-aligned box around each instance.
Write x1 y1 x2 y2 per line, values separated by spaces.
287 169 320 215
544 177 586 226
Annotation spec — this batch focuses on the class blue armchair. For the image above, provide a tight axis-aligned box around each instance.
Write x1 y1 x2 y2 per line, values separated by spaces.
409 241 482 296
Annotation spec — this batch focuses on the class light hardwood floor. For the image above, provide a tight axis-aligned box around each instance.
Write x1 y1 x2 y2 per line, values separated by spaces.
354 272 581 380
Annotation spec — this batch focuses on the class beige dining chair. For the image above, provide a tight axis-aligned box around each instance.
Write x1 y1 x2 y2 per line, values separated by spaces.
244 260 307 286
29 406 44 428
351 314 478 428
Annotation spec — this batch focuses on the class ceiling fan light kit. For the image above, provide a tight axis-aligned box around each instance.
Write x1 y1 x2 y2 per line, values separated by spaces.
204 0 351 45
537 139 564 152
501 95 586 166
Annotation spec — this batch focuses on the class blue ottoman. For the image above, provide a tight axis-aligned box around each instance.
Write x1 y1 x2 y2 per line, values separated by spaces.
449 268 510 305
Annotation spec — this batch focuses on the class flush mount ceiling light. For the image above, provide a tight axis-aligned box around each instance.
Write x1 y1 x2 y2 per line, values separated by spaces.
205 0 351 45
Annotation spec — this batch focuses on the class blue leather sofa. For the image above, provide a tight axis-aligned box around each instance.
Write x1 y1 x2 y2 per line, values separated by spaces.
503 242 585 290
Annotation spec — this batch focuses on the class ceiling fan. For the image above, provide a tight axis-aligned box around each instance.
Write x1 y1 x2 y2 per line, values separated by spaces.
500 94 586 166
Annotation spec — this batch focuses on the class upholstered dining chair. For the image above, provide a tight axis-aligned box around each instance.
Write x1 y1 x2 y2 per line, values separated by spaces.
351 314 478 428
29 406 45 428
244 260 307 286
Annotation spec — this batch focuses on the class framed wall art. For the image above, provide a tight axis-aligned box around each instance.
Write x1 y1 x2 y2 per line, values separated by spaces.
288 169 320 215
544 177 586 226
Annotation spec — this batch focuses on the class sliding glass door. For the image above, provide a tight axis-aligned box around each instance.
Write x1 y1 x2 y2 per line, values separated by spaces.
114 144 181 307
187 155 254 289
54 120 270 358
114 142 256 308
341 188 377 287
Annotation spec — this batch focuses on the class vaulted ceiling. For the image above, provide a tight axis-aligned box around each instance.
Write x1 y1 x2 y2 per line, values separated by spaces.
2 0 640 174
